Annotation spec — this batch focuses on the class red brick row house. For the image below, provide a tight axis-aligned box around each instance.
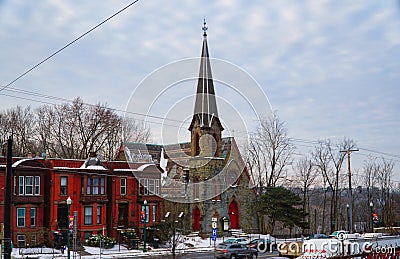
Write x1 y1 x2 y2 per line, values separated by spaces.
0 151 163 247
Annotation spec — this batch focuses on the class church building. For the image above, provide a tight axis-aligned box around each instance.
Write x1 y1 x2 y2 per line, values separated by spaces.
159 21 259 235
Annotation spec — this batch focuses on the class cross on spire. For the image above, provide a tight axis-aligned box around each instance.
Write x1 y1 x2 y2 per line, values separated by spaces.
202 18 208 37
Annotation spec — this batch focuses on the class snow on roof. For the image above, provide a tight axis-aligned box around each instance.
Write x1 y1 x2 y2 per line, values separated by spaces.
136 164 155 171
12 158 34 167
81 165 108 170
113 169 134 172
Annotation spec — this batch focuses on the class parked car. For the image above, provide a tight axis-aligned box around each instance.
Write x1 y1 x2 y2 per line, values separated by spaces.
221 237 249 245
216 243 258 259
329 230 349 239
307 233 329 239
245 238 276 251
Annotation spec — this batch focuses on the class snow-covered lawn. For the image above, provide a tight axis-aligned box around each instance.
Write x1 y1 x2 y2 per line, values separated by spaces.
10 236 214 258
10 234 276 258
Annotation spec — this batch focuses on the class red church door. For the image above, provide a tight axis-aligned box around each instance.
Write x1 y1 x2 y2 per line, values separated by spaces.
193 206 201 232
228 201 239 229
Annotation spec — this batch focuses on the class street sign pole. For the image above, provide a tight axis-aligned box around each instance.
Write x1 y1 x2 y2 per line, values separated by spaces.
212 218 217 259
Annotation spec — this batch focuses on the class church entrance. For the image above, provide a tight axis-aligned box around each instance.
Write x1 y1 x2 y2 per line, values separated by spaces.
193 206 201 232
228 200 239 229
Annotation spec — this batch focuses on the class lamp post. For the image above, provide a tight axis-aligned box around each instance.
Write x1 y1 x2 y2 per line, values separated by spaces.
66 196 72 259
370 202 374 232
143 200 148 252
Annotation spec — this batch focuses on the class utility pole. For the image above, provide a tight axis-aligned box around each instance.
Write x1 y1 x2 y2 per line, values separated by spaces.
340 148 359 233
3 136 13 259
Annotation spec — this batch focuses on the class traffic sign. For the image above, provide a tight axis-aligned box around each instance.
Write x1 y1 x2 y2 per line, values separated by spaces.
212 222 217 229
212 228 217 241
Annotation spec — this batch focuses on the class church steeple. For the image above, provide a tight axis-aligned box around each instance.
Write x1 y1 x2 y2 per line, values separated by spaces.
189 20 224 157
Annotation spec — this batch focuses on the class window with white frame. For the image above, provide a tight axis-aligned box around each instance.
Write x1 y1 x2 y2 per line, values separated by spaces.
86 176 105 195
100 177 105 194
86 177 92 194
97 206 102 224
144 179 148 195
149 179 155 194
25 176 33 195
30 235 37 246
17 208 26 227
34 176 40 195
84 206 93 225
139 178 159 195
155 179 160 195
30 208 36 227
17 176 40 195
93 178 99 195
60 176 68 195
17 235 26 247
19 176 24 195
120 177 127 195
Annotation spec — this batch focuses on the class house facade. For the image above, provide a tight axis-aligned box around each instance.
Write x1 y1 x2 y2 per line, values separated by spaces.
0 152 163 247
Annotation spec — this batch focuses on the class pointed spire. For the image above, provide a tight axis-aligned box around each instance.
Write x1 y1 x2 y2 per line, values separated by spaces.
189 20 223 131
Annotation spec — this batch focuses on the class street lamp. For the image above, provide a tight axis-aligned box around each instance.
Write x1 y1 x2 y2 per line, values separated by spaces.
66 196 72 259
143 200 148 252
370 201 374 232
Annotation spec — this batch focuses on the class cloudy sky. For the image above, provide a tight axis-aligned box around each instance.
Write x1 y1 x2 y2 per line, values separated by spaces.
1 0 400 181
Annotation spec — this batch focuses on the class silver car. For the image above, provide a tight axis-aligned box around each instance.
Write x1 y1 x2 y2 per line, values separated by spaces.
216 243 258 259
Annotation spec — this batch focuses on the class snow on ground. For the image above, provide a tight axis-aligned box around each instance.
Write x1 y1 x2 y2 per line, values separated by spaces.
10 236 215 258
10 234 279 258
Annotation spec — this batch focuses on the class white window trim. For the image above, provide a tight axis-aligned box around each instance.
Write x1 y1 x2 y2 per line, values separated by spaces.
60 176 68 195
97 206 102 224
144 179 148 195
19 176 24 195
84 206 93 225
17 207 26 227
25 176 34 195
30 208 36 227
34 176 40 195
149 179 155 194
155 179 160 195
120 178 127 195
17 234 26 247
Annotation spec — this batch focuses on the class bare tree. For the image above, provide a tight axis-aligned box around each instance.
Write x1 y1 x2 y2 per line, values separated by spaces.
312 138 356 232
294 156 317 234
0 106 37 156
122 117 151 144
248 111 295 187
376 158 395 226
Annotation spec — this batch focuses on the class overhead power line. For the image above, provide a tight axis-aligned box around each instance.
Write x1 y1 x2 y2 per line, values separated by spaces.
0 0 141 93
2 86 399 163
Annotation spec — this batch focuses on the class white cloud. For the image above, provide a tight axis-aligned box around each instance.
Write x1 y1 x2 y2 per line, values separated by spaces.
0 0 399 178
